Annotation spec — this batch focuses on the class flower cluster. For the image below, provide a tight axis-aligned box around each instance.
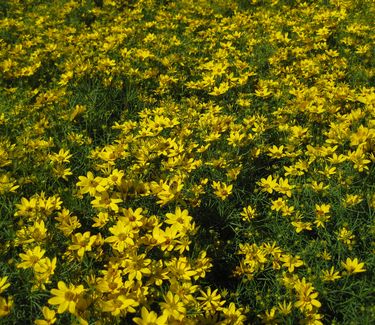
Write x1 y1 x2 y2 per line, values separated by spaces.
0 0 374 324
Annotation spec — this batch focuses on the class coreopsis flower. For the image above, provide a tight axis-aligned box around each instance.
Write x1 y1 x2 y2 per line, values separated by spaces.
341 257 366 275
227 130 246 147
337 227 355 247
166 257 196 281
294 279 321 313
34 306 57 325
91 191 122 212
165 206 193 232
291 220 312 233
258 175 278 194
122 253 152 281
343 194 363 207
133 307 168 325
212 181 233 200
34 257 57 287
280 254 304 272
0 277 10 294
76 172 107 196
197 287 225 312
276 177 295 197
268 145 285 158
105 220 135 252
101 295 139 316
159 291 186 321
277 300 292 316
0 296 13 317
151 179 184 206
49 149 72 164
68 231 97 259
240 205 257 221
221 302 247 324
17 246 45 269
271 197 286 212
48 281 85 314
321 267 341 282
14 197 38 218
257 307 277 324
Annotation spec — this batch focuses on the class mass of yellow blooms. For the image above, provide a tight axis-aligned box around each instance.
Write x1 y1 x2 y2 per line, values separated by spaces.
0 0 374 324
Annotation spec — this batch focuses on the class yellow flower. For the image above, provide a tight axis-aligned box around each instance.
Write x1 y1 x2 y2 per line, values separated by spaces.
91 191 122 212
212 181 233 200
258 175 278 194
34 306 56 325
268 145 285 159
341 257 366 275
197 287 225 312
240 205 257 221
49 148 72 164
277 300 292 315
280 254 304 272
68 231 97 259
105 220 135 252
101 295 139 316
209 82 230 96
133 307 168 325
271 197 286 212
0 276 10 294
321 266 341 282
76 172 107 196
123 253 152 281
227 130 246 147
291 220 312 233
0 296 13 317
294 279 321 312
48 281 85 314
34 257 57 285
165 207 193 232
222 302 247 324
276 177 294 197
159 291 186 321
17 246 46 269
337 227 355 247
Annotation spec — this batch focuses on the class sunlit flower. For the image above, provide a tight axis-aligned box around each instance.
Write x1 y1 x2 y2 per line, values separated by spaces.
48 281 85 314
341 258 366 275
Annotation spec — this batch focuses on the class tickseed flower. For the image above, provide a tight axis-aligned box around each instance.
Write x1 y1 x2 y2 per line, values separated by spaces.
240 205 256 221
101 295 139 316
48 281 85 314
222 302 247 324
337 227 355 248
277 300 292 315
159 291 186 321
68 231 97 259
321 266 341 282
76 172 107 196
280 254 304 272
105 220 135 252
0 296 13 317
165 206 193 232
341 257 366 275
212 181 233 200
17 246 45 269
271 197 286 212
276 177 294 197
198 287 226 313
133 307 168 325
294 279 321 312
258 175 278 194
0 276 10 294
34 306 57 325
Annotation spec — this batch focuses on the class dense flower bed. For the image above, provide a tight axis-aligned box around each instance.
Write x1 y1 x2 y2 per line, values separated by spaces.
0 0 374 323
